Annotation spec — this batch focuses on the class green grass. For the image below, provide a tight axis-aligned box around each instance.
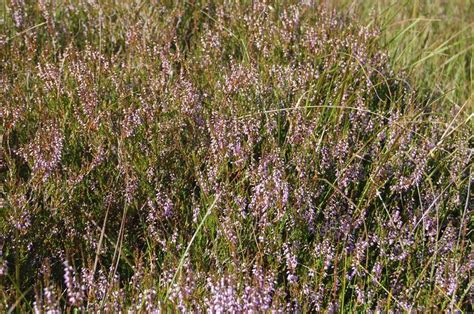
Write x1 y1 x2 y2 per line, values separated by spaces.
344 0 473 114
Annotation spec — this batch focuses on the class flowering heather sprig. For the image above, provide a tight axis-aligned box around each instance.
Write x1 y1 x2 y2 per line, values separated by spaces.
133 288 160 313
122 107 142 139
0 260 6 277
37 63 63 95
249 152 289 229
221 62 259 95
69 46 111 129
87 270 109 304
10 0 26 29
173 77 203 118
33 286 60 314
167 261 200 312
18 121 63 182
204 266 277 312
62 259 85 307
283 242 299 284
124 174 138 204
7 193 30 235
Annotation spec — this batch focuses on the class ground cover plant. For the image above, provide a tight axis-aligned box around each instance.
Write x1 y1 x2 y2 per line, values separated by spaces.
0 0 472 312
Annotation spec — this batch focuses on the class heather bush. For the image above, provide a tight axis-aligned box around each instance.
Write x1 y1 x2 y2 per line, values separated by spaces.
0 0 472 312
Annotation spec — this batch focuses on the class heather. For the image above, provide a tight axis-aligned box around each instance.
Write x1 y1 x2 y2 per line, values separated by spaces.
0 0 472 312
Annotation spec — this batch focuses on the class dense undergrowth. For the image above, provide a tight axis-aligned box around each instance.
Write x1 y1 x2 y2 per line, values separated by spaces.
0 0 472 312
